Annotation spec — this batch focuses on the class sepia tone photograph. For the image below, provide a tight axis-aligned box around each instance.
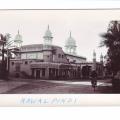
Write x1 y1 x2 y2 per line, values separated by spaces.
0 9 120 94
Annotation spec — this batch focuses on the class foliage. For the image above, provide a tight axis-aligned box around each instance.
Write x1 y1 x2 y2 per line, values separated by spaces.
100 20 120 74
0 33 15 78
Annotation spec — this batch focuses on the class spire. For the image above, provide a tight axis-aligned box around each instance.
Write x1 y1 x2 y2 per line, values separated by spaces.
18 30 19 34
43 25 53 45
70 31 71 38
48 24 49 30
92 50 96 70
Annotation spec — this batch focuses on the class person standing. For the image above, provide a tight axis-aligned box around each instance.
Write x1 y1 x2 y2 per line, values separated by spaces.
90 70 98 91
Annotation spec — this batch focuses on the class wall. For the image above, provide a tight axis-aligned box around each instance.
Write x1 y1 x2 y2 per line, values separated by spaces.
66 54 86 63
52 47 68 63
9 59 32 77
43 50 53 62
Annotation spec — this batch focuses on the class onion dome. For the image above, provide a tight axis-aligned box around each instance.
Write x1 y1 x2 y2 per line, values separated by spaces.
65 32 76 47
43 25 53 45
14 30 23 48
65 31 77 54
14 30 23 44
43 25 53 39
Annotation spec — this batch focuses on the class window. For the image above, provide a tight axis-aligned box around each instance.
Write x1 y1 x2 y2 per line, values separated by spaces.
25 61 28 65
62 55 64 58
11 62 14 66
58 54 61 58
73 60 76 63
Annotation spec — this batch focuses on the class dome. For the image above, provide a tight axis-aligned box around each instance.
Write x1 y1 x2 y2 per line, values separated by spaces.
14 30 23 43
44 25 53 38
65 32 76 47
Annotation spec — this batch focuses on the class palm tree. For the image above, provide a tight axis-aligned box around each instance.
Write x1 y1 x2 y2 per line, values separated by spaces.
0 33 15 78
100 20 120 75
0 34 7 78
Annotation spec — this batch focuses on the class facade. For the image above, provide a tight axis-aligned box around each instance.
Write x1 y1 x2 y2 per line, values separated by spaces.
9 26 104 80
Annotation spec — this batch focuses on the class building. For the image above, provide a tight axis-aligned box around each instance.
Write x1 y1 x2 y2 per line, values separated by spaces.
9 26 104 80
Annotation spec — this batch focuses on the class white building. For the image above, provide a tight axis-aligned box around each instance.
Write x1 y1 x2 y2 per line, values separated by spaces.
9 26 103 79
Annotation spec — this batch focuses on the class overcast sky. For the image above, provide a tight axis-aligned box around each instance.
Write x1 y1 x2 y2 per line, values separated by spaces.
0 10 120 61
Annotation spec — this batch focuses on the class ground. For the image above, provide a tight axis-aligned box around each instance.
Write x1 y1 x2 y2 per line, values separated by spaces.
0 78 117 94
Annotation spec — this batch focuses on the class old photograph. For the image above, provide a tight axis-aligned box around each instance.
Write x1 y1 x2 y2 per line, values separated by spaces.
0 10 120 94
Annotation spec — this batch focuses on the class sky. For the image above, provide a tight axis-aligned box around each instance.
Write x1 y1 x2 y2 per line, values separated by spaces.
0 10 120 61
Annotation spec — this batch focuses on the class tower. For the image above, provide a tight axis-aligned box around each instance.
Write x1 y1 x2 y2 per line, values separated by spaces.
100 53 104 77
100 53 103 64
14 30 23 48
43 25 53 62
92 50 96 70
93 50 96 61
43 25 53 45
65 31 77 55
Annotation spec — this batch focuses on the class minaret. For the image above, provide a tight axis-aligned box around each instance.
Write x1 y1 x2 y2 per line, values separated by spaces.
14 30 23 59
43 25 53 45
100 53 103 64
100 53 104 77
70 31 71 37
65 31 77 55
93 50 96 70
93 50 96 61
14 30 23 48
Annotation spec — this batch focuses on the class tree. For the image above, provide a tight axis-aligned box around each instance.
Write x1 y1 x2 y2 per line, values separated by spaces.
0 33 16 79
0 34 7 78
100 20 120 75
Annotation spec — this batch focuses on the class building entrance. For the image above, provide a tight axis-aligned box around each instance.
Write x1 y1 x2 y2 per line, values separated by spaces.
36 69 40 79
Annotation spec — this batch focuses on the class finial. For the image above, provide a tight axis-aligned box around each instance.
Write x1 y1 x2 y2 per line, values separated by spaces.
70 31 71 38
48 25 49 30
18 30 19 34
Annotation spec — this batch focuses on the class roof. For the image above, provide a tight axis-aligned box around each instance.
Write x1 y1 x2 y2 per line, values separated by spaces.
21 44 62 49
65 32 76 47
21 44 43 48
65 53 86 60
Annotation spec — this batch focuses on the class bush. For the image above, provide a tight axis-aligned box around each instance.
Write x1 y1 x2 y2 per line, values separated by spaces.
112 71 120 90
